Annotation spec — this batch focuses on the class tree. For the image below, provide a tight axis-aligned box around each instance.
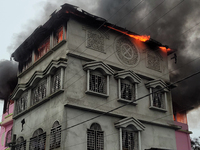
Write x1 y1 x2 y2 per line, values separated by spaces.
191 137 200 150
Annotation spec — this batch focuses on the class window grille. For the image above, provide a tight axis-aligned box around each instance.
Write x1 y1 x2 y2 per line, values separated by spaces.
152 87 163 108
89 74 106 94
50 121 61 150
5 129 12 147
29 129 46 150
16 93 28 114
32 80 47 105
51 71 61 93
121 82 134 101
87 123 104 150
122 130 135 150
15 137 26 150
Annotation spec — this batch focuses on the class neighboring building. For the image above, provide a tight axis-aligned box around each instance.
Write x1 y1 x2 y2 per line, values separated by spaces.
10 3 179 150
0 101 14 150
173 104 192 150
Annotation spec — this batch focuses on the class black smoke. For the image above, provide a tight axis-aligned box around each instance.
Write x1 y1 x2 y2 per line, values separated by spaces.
0 60 18 113
8 0 200 111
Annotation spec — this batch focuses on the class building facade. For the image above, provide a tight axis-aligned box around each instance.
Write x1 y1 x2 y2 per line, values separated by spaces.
10 4 178 150
0 101 14 150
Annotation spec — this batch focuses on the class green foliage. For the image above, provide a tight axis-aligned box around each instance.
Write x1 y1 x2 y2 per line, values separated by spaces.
191 137 200 150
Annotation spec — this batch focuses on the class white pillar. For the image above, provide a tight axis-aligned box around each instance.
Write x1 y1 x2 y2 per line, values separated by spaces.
119 128 122 150
149 88 153 106
118 78 121 99
87 70 90 91
138 131 142 150
107 75 109 95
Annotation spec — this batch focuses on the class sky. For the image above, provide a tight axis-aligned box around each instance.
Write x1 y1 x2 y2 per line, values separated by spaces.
0 0 200 139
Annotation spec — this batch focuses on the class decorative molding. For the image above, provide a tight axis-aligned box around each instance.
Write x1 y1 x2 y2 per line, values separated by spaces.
145 79 169 92
146 50 162 72
86 30 105 53
115 117 145 131
83 61 115 75
114 70 141 84
115 37 140 66
11 58 67 100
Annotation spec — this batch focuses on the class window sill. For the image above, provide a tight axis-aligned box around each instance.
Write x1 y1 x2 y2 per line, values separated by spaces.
52 39 66 51
149 106 167 112
117 99 137 105
85 90 108 98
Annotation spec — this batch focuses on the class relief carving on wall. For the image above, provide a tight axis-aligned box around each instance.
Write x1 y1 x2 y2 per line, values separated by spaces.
146 50 162 72
115 37 139 66
86 30 105 53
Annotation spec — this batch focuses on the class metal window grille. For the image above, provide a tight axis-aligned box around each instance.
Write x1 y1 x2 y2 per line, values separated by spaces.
29 132 46 150
51 71 61 93
87 123 104 150
15 137 26 150
5 129 12 147
16 93 28 114
32 80 47 105
152 88 163 108
89 74 106 94
121 82 134 101
122 130 135 150
50 122 61 150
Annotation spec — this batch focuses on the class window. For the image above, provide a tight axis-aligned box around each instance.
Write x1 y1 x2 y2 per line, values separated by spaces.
15 136 26 150
83 61 114 97
145 79 169 111
5 129 12 147
16 92 28 114
152 86 164 108
35 37 50 62
115 117 145 150
122 126 137 150
121 79 135 101
115 70 141 104
29 128 46 150
87 123 104 150
32 80 47 105
50 121 61 150
51 70 61 93
53 25 66 46
89 71 106 94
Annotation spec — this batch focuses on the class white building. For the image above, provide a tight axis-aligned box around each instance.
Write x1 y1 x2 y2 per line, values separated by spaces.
10 3 177 150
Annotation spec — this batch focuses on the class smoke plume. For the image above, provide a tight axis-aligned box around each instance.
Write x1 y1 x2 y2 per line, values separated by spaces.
0 60 18 112
8 0 200 111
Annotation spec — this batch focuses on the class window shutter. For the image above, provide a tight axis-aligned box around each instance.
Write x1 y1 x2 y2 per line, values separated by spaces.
96 131 104 150
87 129 95 150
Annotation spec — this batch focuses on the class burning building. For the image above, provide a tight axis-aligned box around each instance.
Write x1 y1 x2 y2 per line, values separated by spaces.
9 3 186 150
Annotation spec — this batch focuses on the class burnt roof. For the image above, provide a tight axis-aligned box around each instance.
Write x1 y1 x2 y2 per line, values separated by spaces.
11 3 174 62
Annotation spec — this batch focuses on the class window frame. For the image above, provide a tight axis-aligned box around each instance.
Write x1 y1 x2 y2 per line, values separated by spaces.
5 129 12 147
15 92 28 114
29 128 46 150
115 70 141 105
50 121 62 150
87 123 104 150
83 61 114 98
145 79 169 112
15 136 26 150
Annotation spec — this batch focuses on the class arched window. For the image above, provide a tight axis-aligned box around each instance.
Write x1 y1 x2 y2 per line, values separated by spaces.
50 121 61 150
29 128 46 150
5 129 12 147
87 123 104 150
15 136 26 150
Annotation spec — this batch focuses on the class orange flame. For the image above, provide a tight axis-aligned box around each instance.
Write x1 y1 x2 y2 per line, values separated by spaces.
107 26 150 42
159 46 171 53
